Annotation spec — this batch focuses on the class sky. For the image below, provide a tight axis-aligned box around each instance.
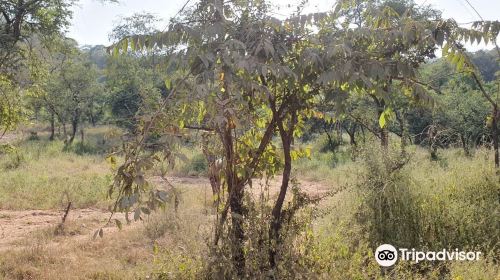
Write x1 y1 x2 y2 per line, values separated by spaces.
67 0 500 50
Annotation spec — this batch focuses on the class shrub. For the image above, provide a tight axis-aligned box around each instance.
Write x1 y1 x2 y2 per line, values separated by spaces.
201 184 326 279
352 144 500 277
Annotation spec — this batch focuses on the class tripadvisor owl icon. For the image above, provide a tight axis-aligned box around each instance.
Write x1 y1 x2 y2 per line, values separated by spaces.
375 244 398 267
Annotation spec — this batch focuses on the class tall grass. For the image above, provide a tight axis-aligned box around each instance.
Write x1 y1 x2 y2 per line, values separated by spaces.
1 128 498 279
272 134 500 279
0 127 118 210
312 142 499 279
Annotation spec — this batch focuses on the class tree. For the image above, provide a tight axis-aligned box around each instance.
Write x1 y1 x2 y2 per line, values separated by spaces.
58 55 101 144
0 75 25 137
470 49 499 82
105 0 499 275
0 0 74 138
105 54 162 130
412 58 492 156
437 20 500 167
34 41 103 144
439 78 489 155
321 0 441 150
105 13 165 130
0 0 72 71
108 13 160 44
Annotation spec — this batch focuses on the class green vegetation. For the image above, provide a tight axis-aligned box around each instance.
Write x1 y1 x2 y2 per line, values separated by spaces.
0 127 117 210
0 0 499 279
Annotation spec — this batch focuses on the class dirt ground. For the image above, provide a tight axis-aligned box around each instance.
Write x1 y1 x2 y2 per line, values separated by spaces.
0 176 333 252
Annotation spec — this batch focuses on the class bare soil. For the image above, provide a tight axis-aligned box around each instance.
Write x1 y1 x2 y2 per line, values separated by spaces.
0 208 128 251
0 176 333 251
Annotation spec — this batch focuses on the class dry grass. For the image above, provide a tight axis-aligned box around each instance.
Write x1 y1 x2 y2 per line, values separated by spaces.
0 126 120 210
0 222 153 280
1 127 498 279
0 181 213 280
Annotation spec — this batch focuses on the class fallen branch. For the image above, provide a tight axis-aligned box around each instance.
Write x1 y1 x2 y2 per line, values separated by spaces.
54 202 72 235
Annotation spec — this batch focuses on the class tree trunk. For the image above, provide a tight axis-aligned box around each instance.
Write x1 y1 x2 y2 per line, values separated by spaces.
323 125 336 153
360 125 366 142
221 123 245 275
429 125 438 160
67 107 81 145
460 134 470 157
492 107 499 170
380 125 389 149
346 125 357 146
90 108 97 127
396 111 407 156
68 116 78 145
345 125 357 160
374 96 389 150
269 112 296 269
201 135 221 206
336 120 342 143
49 112 55 141
229 185 245 274
62 123 67 139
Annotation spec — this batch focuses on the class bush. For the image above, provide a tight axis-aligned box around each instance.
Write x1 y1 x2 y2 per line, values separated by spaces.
172 152 208 177
189 154 207 174
355 146 421 249
2 149 25 169
203 184 326 279
352 144 500 277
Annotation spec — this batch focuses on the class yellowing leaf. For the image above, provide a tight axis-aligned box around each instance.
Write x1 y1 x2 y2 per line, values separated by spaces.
106 155 117 169
165 78 172 90
379 108 394 128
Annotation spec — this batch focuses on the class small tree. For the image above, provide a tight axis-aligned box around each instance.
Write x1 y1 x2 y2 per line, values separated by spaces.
106 0 499 276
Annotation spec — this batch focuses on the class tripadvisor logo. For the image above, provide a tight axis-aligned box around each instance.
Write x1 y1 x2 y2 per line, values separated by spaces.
374 244 482 267
375 244 398 266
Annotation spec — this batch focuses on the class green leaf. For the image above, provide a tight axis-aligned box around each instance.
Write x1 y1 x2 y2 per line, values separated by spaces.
379 113 386 128
379 108 394 128
451 52 461 66
165 78 172 90
113 46 119 57
441 43 449 57
121 38 128 53
332 2 342 18
483 22 491 34
456 55 465 71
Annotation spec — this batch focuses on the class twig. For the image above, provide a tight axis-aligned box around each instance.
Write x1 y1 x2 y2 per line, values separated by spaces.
54 202 72 235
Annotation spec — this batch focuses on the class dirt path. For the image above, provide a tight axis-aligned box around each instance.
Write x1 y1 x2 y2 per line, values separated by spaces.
161 175 333 196
0 132 21 145
0 208 123 250
0 176 335 251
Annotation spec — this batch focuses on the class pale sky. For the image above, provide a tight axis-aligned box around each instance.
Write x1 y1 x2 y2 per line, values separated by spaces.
68 0 500 50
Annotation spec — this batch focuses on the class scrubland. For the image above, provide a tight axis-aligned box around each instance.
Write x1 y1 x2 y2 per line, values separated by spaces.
0 127 498 279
